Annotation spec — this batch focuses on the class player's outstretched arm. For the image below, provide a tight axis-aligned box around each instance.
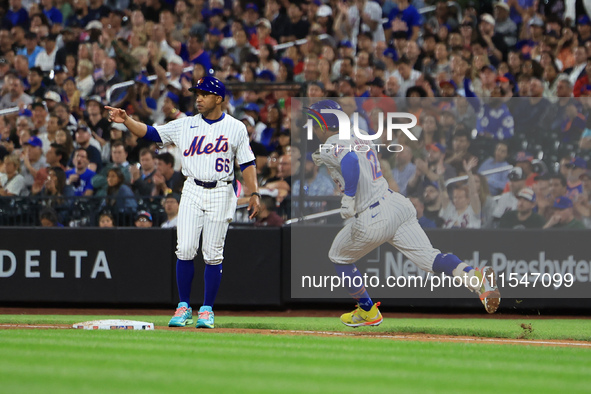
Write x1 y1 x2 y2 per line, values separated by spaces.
105 106 147 138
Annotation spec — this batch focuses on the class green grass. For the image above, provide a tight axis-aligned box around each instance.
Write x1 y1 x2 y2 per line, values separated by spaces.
0 315 590 393
1 314 590 341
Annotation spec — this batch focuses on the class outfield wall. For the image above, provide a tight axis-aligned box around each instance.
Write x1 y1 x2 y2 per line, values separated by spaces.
0 227 589 311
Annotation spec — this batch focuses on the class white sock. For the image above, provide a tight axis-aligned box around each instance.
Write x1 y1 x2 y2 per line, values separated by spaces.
452 263 478 291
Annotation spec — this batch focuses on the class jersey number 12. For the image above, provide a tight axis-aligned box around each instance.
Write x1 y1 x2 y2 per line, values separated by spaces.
366 151 382 180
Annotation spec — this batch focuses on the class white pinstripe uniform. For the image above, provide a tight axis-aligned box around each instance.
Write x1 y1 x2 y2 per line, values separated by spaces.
155 113 255 264
319 130 440 271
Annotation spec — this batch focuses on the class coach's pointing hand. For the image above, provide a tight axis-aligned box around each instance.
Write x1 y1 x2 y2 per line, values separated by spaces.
248 194 260 219
105 106 128 123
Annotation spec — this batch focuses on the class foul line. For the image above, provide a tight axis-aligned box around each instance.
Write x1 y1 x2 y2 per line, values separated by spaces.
271 330 591 347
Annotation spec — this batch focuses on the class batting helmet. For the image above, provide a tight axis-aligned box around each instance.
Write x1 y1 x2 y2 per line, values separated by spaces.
303 99 343 131
188 76 226 101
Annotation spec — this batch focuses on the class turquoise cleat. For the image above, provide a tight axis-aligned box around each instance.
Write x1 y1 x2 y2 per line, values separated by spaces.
168 302 193 327
196 306 215 328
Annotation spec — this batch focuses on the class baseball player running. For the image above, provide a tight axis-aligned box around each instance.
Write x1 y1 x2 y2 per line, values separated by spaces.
304 100 500 327
106 76 260 329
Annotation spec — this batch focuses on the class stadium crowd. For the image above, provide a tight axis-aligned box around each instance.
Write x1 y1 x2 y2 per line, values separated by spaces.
0 0 590 230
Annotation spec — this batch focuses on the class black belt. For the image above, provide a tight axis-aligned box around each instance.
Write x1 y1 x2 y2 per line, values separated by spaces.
194 179 231 189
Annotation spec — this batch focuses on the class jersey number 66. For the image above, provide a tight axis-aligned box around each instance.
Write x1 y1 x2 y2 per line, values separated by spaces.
215 158 231 173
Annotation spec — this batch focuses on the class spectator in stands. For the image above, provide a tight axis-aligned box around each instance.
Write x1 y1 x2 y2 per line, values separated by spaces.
543 196 586 229
292 153 336 198
478 141 511 196
70 124 102 172
445 130 475 175
392 56 422 97
100 167 137 215
407 142 457 196
38 166 74 222
564 157 587 201
31 101 48 136
55 128 74 159
62 77 83 119
17 32 41 68
492 166 527 222
500 187 545 229
153 152 184 195
438 158 481 229
263 152 292 205
161 193 180 228
134 210 153 228
91 140 131 195
0 74 32 109
254 193 284 227
409 195 436 229
44 143 67 170
39 207 62 227
27 67 47 101
20 136 46 191
0 153 26 196
76 59 95 99
65 148 95 196
98 211 115 228
92 57 120 100
131 148 157 196
391 144 415 196
35 34 58 72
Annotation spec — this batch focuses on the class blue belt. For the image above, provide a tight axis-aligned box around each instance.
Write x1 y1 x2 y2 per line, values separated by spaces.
354 189 394 218
194 179 231 189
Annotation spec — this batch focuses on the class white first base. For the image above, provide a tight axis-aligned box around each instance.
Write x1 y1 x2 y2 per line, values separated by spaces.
73 319 155 330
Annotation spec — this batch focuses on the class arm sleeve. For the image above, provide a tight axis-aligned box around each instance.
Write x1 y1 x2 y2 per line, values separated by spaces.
239 160 256 172
340 152 360 197
144 125 163 143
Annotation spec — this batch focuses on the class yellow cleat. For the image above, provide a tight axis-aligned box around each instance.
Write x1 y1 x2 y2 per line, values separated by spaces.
340 302 383 327
473 267 501 314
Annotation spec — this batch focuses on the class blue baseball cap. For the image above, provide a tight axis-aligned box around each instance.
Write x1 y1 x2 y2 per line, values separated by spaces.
257 69 276 82
135 74 150 85
24 136 43 148
209 8 224 16
280 57 294 70
339 40 353 49
245 3 259 12
566 157 587 169
579 15 591 26
481 64 496 73
136 210 153 221
208 27 222 36
243 103 260 113
383 48 398 61
553 196 573 209
166 91 180 104
188 76 226 101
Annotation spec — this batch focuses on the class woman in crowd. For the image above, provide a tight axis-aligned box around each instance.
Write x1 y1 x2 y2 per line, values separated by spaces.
0 154 27 196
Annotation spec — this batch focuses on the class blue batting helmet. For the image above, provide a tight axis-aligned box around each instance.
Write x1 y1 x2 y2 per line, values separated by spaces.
303 99 343 131
189 76 226 101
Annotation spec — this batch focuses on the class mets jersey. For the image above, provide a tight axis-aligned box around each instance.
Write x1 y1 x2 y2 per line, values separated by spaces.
319 130 389 212
155 113 255 181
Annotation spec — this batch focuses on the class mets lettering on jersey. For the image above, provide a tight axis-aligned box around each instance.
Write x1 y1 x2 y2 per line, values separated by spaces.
183 136 229 156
